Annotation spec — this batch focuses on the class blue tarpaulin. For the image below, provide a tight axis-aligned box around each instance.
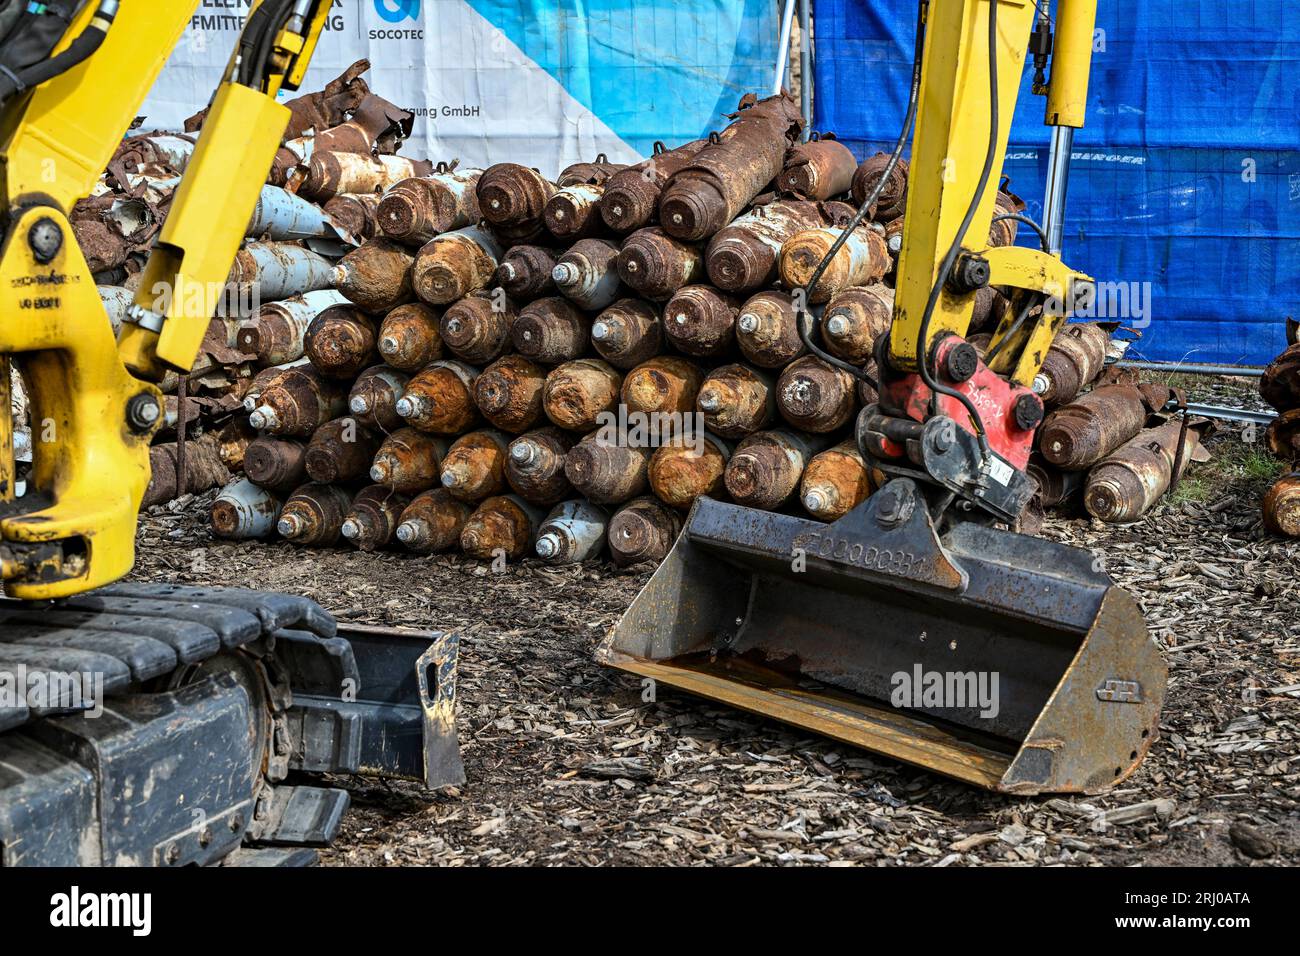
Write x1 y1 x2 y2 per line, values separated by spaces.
813 0 1300 364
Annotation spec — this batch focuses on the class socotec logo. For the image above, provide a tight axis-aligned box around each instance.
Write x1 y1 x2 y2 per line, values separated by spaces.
374 0 419 23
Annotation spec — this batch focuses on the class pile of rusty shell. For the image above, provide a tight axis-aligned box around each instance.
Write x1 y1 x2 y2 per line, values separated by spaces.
777 356 858 432
534 499 609 563
248 366 349 436
591 299 662 370
564 432 651 505
779 225 890 303
333 239 414 313
494 244 558 300
800 439 875 521
506 427 578 505
304 305 378 379
395 359 481 434
412 225 503 305
1259 342 1300 411
703 199 825 294
476 163 556 234
474 354 546 433
1034 322 1112 405
820 284 894 366
439 292 514 365
1039 384 1149 470
340 484 411 551
697 363 776 438
440 429 509 502
735 290 808 368
303 416 381 483
648 433 731 508
725 429 831 510
378 302 443 370
242 435 308 494
779 137 858 199
241 360 309 413
228 242 336 302
616 227 705 301
988 190 1027 247
608 496 684 567
1084 419 1203 523
662 285 741 357
237 289 348 367
348 364 410 431
598 139 707 233
460 494 544 560
552 238 621 312
621 356 704 418
558 156 626 187
543 358 623 431
544 184 607 241
659 92 804 242
1026 455 1085 509
1262 473 1300 538
370 427 449 494
210 478 281 540
276 482 353 546
1265 408 1300 462
394 488 473 553
851 152 909 221
323 193 381 242
376 168 483 246
510 296 588 365
296 151 428 203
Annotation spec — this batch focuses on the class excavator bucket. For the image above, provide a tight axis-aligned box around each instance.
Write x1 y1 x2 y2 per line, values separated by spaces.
598 479 1166 795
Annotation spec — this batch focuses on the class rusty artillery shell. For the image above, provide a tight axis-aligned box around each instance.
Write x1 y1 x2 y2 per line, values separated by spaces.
821 284 894 366
1040 384 1149 470
474 354 546 433
544 184 607 241
777 356 858 433
1084 419 1204 523
1035 322 1112 405
1026 455 1085 509
660 92 804 241
703 199 825 294
370 427 449 494
558 156 626 187
304 416 382 484
534 499 609 563
506 427 578 505
395 488 473 553
396 359 480 434
243 435 308 494
210 478 281 540
477 163 556 233
735 290 809 369
725 429 832 510
241 360 308 412
237 289 348 367
988 190 1027 247
968 286 1011 335
248 366 349 436
143 434 230 508
697 364 776 438
494 244 557 300
800 439 875 520
851 153 909 221
304 305 378 379
216 417 258 471
440 291 514 365
662 285 741 357
1266 408 1300 462
296 151 427 203
511 296 588 365
461 494 544 560
378 302 443 371
1263 473 1300 538
608 496 683 567
348 364 410 432
621 356 704 418
599 139 708 233
276 482 353 546
1260 343 1300 411
616 228 704 301
648 433 730 508
340 484 410 551
377 168 483 246
591 299 662 370
778 138 858 200
324 193 381 242
543 358 623 432
564 432 651 505
779 225 890 303
440 429 510 502
552 238 621 311
412 225 503 305
333 238 414 312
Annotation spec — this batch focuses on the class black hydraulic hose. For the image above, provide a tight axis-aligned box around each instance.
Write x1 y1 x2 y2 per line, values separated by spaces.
991 211 1049 252
238 0 295 88
0 0 117 107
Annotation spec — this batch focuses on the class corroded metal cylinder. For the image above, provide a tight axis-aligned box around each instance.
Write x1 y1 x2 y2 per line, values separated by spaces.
735 289 809 369
370 427 449 494
340 484 411 551
296 151 428 203
476 163 557 234
1263 473 1300 538
511 296 588 365
323 193 381 242
697 363 776 438
777 356 858 432
241 361 308 414
1084 419 1202 523
535 499 609 563
599 139 707 233
608 496 683 567
395 488 473 553
800 439 875 521
565 432 651 504
662 285 741 357
704 199 825 293
820 284 894 366
1040 384 1149 470
378 302 443 371
506 427 578 505
377 167 483 246
1036 322 1111 405
304 416 381 484
543 359 623 431
348 364 410 432
460 495 544 560
494 244 558 300
1260 343 1300 411
440 429 510 503
237 289 348 367
725 429 831 510
616 227 705 301
1026 455 1085 509
304 305 378 379
396 359 481 434
474 354 546 433
544 184 607 241
648 433 730 508
248 366 349 436
333 238 414 312
621 356 704 417
440 291 514 365
210 478 281 540
412 225 503 305
243 435 308 495
591 298 662 370
851 153 909 221
1266 408 1300 462
552 238 621 311
988 190 1027 247
778 137 858 200
276 482 353 546
779 225 890 303
228 242 336 302
558 156 627 187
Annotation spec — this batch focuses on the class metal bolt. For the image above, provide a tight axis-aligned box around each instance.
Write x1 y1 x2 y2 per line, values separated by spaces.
27 217 62 264
126 393 161 432
165 842 181 864
199 825 213 847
